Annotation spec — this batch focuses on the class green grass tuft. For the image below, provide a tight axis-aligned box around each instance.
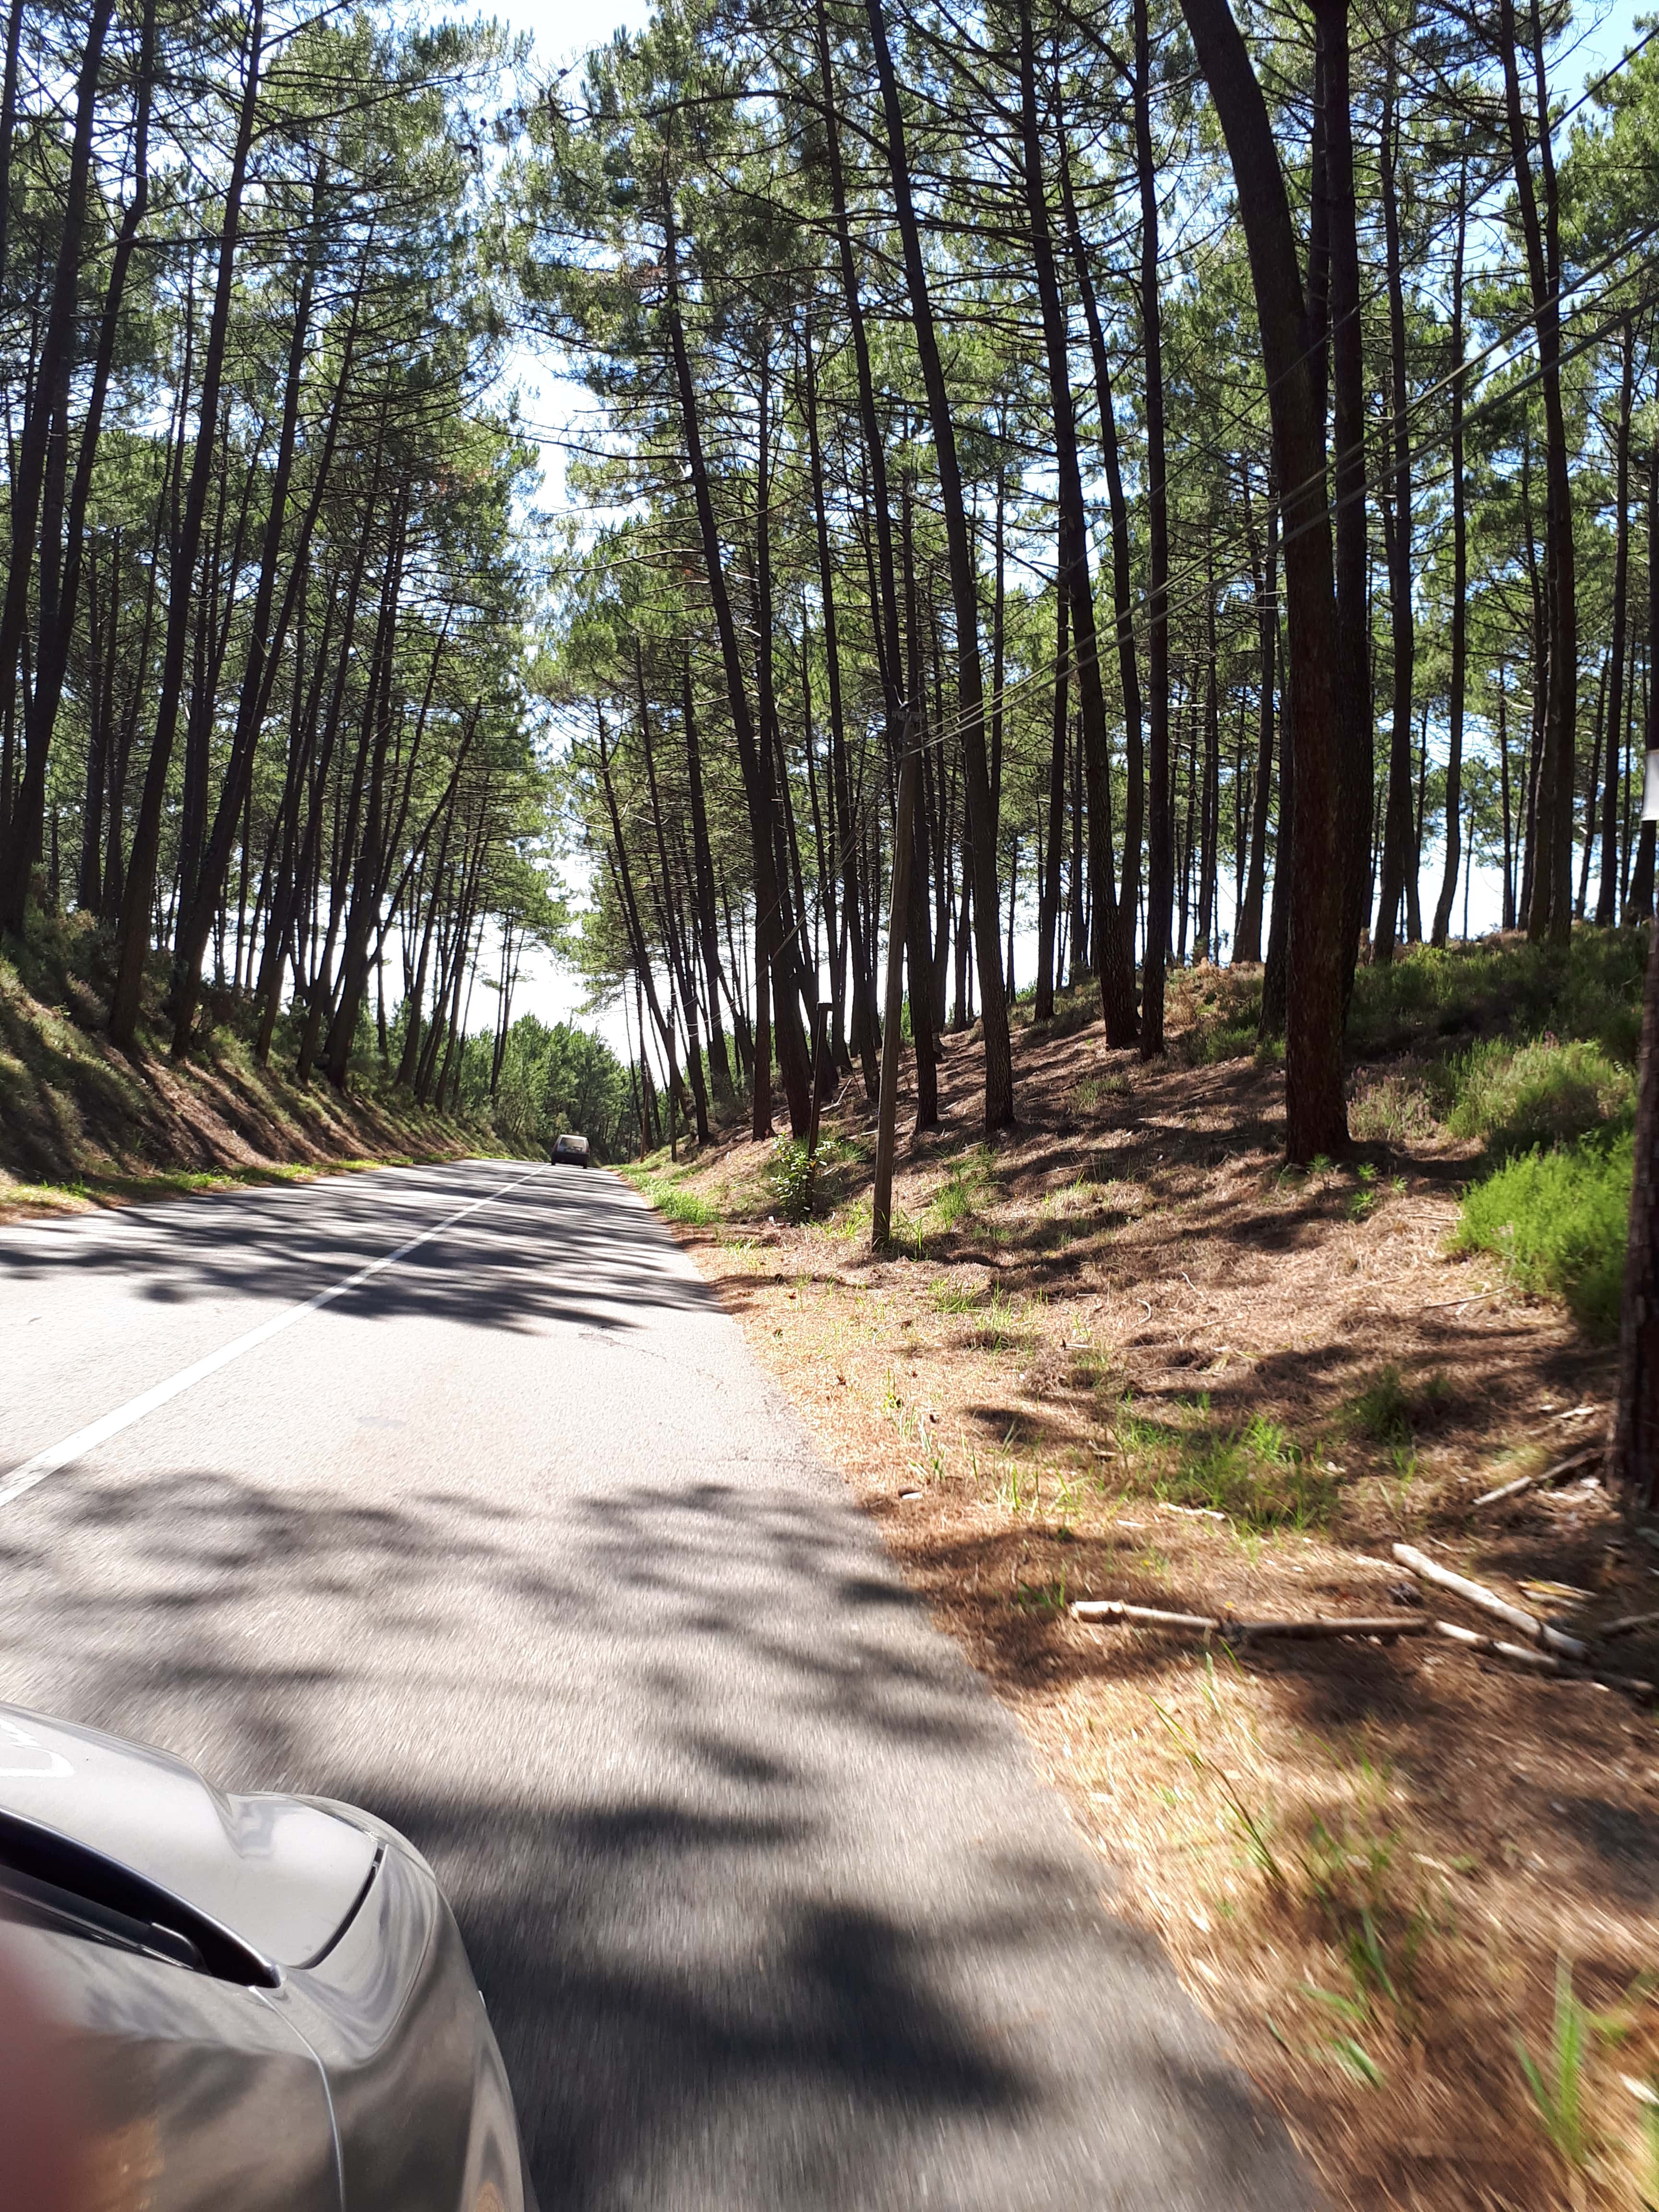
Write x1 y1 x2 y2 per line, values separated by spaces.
1345 1366 1415 1447
625 1168 719 1226
1108 1391 1332 1528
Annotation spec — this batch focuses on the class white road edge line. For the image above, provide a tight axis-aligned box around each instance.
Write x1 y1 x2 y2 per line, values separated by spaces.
0 1164 545 1512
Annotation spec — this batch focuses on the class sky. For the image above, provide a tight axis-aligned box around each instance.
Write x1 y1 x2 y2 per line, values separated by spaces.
478 0 1654 1053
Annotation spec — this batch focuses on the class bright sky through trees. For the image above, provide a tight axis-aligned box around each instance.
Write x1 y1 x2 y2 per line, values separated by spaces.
492 0 1656 1049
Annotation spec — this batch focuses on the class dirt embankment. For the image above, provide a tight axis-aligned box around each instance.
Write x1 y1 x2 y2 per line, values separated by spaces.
632 974 1659 2212
0 916 492 1220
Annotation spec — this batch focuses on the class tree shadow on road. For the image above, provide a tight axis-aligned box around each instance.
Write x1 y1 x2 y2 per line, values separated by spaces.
0 1163 718 1339
1 1457 1315 2212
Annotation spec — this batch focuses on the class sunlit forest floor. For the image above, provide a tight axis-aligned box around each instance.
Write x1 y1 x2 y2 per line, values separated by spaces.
634 938 1659 2212
0 910 492 1219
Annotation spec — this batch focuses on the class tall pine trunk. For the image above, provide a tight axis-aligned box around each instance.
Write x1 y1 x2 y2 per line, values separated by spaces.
1432 156 1470 946
1498 0 1576 944
1017 0 1135 1044
109 0 263 1044
1178 0 1348 1157
866 0 1013 1129
1134 0 1173 1057
1373 47 1416 963
1598 318 1635 926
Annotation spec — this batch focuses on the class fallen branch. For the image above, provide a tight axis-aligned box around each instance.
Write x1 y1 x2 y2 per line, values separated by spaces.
1600 1610 1659 1640
1469 1443 1605 1511
1234 1616 1429 1641
1470 1474 1535 1509
1070 1600 1424 1642
1393 1543 1591 1660
1155 1500 1228 1522
1537 1443 1606 1482
1433 1619 1656 1699
1071 1600 1219 1631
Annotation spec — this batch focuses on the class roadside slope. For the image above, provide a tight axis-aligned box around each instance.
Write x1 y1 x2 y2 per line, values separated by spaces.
1 913 492 1217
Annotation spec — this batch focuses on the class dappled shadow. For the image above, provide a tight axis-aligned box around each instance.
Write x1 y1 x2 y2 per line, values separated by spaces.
2 1443 1316 2211
0 945 474 1189
0 1161 721 1342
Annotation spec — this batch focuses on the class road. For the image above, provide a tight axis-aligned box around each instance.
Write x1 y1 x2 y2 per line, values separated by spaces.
0 1157 1315 2210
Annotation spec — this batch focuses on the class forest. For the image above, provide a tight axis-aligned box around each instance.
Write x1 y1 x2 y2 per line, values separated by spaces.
532 0 1657 1183
5 3 1659 2194
0 0 560 1123
0 0 1656 1203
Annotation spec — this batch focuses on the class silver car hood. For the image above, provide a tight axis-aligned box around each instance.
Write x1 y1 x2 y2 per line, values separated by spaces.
0 1702 377 1971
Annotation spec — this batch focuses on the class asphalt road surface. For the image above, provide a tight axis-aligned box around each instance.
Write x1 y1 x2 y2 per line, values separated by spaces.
0 1158 1316 2210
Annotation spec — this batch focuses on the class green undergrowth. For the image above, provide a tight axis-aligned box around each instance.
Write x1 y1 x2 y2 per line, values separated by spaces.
1333 941 1642 1346
1446 1037 1633 1157
1168 931 1646 1081
1455 1131 1631 1341
1348 931 1646 1062
622 1161 721 1226
765 1137 817 1224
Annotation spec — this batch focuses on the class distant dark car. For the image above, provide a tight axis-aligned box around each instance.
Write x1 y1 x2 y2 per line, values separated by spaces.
0 1701 536 2211
551 1132 590 1167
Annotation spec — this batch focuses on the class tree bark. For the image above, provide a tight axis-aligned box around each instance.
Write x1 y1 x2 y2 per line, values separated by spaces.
661 208 811 1136
1035 576 1069 1021
109 0 264 1043
1134 0 1173 1057
1373 47 1416 964
1178 0 1348 1157
866 0 1013 1129
680 659 734 1103
1498 0 1575 944
1236 480 1276 962
1017 0 1134 1044
172 170 347 1053
1598 318 1635 927
1311 0 1371 1000
0 0 117 928
1432 156 1470 946
802 313 878 1097
1059 135 1143 976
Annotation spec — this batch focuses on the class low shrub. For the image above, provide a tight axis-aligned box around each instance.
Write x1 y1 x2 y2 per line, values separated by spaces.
1446 1037 1632 1157
1348 931 1646 1061
765 1137 817 1224
1454 1132 1630 1341
1347 1064 1444 1147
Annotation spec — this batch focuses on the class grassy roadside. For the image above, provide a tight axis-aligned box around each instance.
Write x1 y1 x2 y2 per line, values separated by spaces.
1 909 499 1222
626 939 1659 2212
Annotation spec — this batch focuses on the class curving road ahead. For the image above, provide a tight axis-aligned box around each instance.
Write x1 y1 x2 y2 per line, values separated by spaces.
0 1158 1316 2210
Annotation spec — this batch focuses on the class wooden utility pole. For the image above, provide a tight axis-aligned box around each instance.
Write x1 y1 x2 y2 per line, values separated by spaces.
872 748 919 1249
